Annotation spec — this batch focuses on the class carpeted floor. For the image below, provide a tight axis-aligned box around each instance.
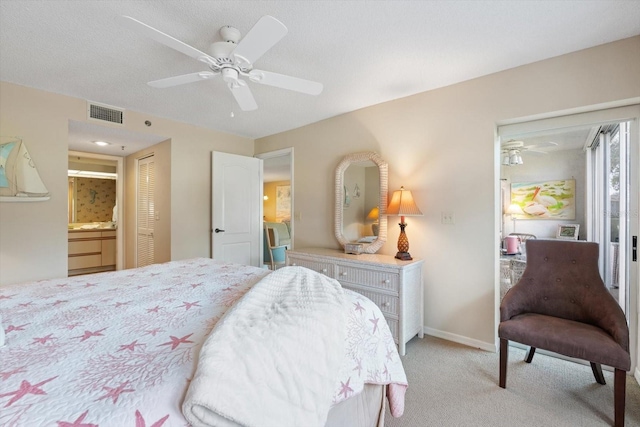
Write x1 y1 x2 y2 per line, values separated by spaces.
384 336 640 426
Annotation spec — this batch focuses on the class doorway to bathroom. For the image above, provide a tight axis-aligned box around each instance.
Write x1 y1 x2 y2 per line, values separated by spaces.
68 150 124 274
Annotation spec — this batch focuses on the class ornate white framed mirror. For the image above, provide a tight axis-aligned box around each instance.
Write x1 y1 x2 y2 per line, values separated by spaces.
334 152 388 253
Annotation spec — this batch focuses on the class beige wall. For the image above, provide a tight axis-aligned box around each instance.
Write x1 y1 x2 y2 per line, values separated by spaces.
255 36 640 350
263 180 290 222
0 83 82 284
169 130 254 260
0 81 254 285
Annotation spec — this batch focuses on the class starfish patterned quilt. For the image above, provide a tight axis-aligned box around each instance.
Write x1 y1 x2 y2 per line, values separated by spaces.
0 258 407 426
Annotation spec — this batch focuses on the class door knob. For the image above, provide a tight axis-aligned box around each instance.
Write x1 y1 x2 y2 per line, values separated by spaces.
214 228 225 233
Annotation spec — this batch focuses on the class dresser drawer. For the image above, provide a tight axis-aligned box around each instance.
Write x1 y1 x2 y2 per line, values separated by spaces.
335 265 399 293
287 257 334 277
343 285 398 317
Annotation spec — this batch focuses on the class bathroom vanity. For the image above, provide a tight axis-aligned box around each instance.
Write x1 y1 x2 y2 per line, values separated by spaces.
68 227 116 276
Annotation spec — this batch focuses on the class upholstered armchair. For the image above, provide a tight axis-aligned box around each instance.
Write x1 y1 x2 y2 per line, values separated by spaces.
499 239 630 427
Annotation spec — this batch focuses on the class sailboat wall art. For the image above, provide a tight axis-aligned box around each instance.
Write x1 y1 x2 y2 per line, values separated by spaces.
0 136 50 202
510 179 575 220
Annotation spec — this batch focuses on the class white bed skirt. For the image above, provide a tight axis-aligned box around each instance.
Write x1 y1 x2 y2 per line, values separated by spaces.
325 384 386 427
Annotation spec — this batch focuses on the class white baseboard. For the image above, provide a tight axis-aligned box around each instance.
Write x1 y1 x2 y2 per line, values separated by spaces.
423 326 497 352
635 367 640 385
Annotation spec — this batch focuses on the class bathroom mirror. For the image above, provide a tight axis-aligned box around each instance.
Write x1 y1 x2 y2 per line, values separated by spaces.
335 152 388 253
68 156 117 227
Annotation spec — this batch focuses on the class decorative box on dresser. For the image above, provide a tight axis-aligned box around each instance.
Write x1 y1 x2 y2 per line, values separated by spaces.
286 248 424 356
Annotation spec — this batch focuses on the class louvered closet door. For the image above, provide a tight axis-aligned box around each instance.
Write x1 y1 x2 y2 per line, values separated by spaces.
137 155 155 267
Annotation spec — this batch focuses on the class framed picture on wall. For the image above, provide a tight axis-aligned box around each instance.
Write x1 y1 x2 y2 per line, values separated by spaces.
510 179 576 220
275 185 291 222
556 224 580 240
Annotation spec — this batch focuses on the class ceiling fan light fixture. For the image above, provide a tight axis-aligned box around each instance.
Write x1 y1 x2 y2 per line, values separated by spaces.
222 67 239 84
501 148 524 166
509 151 519 164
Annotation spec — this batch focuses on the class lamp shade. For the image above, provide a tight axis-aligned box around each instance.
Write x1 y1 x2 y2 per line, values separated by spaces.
366 206 379 220
505 203 523 215
387 187 423 217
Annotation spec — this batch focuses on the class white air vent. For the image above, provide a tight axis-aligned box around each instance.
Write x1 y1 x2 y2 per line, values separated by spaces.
87 101 125 125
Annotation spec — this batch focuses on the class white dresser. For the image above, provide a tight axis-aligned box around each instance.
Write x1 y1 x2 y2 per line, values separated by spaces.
286 248 424 356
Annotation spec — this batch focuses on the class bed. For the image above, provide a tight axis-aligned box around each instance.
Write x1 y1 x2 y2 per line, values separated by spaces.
0 258 407 426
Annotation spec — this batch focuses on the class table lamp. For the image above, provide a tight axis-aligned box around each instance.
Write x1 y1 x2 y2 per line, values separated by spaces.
505 203 523 232
367 206 380 236
387 186 422 260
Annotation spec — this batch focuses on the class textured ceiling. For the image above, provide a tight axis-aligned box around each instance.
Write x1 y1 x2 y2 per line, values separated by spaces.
1 0 639 149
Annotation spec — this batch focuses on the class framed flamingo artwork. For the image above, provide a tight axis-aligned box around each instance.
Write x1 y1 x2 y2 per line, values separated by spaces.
510 179 576 220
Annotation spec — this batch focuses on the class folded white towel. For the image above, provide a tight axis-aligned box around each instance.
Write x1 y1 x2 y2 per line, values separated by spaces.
182 266 347 427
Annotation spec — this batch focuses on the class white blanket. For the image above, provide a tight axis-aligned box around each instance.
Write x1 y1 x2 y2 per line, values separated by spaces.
182 266 348 427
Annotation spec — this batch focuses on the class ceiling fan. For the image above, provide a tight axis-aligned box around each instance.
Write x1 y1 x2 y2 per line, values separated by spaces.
500 140 558 166
118 15 323 112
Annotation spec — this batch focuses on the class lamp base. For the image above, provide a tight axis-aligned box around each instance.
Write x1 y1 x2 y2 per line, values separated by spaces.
395 251 413 261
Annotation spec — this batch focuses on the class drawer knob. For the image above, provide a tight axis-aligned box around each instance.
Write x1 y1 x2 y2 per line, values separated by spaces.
322 268 327 273
383 302 391 307
341 272 347 276
384 279 390 284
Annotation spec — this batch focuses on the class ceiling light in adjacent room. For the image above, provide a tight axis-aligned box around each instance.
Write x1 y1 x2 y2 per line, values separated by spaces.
502 149 523 166
94 141 110 146
68 170 117 179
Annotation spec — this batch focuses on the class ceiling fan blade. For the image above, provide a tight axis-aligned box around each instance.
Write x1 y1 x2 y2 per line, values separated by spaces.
118 16 215 64
248 70 323 95
523 141 559 150
148 71 218 88
231 16 287 65
228 82 258 111
525 149 550 154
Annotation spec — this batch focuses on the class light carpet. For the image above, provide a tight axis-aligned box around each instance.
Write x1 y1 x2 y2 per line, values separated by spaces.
384 336 640 426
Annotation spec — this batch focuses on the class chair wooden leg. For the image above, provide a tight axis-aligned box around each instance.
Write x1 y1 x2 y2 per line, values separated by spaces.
590 362 606 385
614 369 626 427
499 338 508 388
524 347 536 363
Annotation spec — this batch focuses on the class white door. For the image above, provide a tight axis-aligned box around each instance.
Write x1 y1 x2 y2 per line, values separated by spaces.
137 155 155 267
212 151 262 266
